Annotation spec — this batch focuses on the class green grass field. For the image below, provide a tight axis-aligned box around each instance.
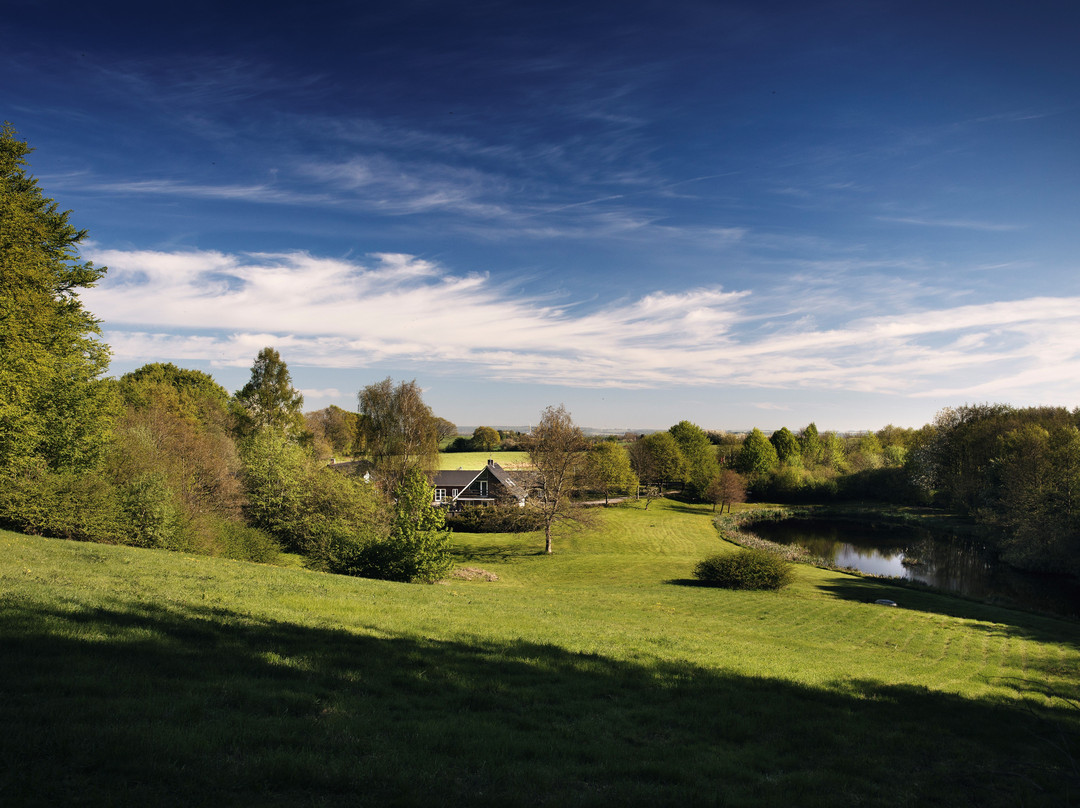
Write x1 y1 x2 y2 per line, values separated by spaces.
438 450 531 470
2 499 1079 806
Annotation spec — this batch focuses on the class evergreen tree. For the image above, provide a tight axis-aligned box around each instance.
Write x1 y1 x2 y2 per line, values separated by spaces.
232 347 306 440
0 123 116 473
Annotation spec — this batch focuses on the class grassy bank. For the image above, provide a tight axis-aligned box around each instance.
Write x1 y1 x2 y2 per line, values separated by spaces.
2 499 1079 805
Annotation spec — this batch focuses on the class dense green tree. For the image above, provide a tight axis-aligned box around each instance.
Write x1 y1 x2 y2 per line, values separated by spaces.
330 468 452 583
628 432 685 509
358 377 440 491
0 123 116 473
232 347 306 440
769 427 801 466
240 425 383 562
669 420 721 499
584 440 638 504
736 428 778 478
798 423 822 467
472 425 501 452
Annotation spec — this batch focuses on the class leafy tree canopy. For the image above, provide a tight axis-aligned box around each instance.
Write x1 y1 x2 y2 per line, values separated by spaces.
232 347 306 440
0 122 116 473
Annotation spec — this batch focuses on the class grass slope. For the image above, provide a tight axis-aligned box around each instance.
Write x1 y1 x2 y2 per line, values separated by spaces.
2 499 1079 806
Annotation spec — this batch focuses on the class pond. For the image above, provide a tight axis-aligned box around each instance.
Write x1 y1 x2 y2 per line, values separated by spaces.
746 518 1080 619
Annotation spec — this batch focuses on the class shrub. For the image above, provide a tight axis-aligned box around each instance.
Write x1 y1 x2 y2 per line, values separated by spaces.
216 521 281 563
0 465 125 543
445 505 545 533
693 547 793 590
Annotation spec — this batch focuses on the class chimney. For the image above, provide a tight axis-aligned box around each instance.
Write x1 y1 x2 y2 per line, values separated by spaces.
487 458 494 466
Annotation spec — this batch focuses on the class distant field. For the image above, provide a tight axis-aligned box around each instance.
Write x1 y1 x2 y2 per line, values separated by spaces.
438 450 531 470
2 500 1079 805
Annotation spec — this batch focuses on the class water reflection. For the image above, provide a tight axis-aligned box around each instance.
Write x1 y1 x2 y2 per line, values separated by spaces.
748 519 1080 618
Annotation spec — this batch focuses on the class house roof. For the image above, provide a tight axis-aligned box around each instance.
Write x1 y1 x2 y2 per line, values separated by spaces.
433 460 526 502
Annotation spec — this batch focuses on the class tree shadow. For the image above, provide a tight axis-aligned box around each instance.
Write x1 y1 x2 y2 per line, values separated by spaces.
2 596 1077 806
817 573 1080 653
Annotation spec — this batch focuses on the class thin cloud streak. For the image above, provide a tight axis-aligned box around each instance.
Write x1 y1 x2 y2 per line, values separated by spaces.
85 248 1080 401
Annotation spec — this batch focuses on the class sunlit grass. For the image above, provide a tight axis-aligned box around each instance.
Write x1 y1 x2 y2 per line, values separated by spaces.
2 499 1079 806
438 450 531 470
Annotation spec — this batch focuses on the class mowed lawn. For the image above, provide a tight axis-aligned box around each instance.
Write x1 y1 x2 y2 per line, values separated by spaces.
2 499 1079 806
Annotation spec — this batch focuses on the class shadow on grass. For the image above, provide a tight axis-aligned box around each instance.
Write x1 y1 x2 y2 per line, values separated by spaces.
2 597 1077 807
450 542 546 561
818 574 1080 653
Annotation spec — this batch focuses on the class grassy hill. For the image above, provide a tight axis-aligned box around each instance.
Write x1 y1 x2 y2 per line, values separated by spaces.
2 499 1078 806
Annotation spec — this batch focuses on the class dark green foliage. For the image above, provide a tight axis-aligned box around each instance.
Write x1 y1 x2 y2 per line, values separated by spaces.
769 426 801 465
119 472 184 549
445 504 547 533
0 464 124 542
329 468 452 582
0 123 117 474
445 435 476 452
736 428 778 477
693 547 793 590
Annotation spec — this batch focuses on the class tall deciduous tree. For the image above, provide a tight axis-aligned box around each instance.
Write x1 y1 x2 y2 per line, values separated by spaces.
769 427 801 466
669 420 720 499
628 431 685 508
736 428 778 477
525 405 589 553
232 347 306 440
472 425 500 452
358 377 439 492
706 469 748 513
0 123 116 473
584 440 637 504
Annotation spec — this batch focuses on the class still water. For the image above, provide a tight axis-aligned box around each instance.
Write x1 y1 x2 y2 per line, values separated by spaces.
747 518 1080 619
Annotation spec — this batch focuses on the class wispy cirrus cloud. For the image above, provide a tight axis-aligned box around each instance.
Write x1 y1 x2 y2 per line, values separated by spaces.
84 248 1080 401
877 215 1023 232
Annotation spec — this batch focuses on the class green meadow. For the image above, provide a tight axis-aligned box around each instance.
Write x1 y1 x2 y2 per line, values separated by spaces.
2 499 1078 806
438 450 532 470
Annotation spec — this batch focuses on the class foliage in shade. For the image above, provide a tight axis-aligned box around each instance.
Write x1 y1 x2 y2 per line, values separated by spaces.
693 547 793 590
330 468 452 583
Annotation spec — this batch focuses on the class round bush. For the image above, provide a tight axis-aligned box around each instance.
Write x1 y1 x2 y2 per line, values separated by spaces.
693 547 793 590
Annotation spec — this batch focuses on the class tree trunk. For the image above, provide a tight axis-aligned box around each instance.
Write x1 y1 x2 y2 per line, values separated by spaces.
545 523 553 554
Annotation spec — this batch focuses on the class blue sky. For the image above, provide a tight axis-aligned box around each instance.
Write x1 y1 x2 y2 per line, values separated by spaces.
5 0 1080 431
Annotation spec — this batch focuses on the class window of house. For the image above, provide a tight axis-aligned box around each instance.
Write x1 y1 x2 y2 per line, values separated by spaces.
434 488 446 503
479 480 488 497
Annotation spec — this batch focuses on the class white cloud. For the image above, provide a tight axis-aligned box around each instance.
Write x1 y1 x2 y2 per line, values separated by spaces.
84 248 1080 401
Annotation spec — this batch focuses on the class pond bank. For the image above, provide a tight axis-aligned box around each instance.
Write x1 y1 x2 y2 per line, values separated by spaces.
718 504 1080 620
